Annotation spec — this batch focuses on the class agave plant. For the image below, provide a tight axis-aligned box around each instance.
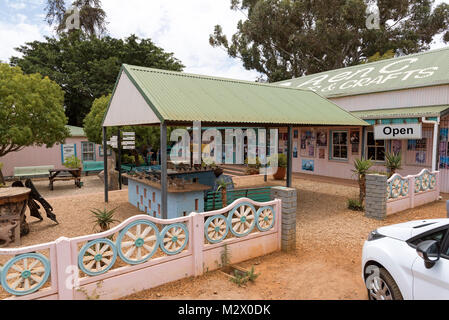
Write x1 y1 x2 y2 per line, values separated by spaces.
385 151 402 178
352 158 374 205
91 207 119 233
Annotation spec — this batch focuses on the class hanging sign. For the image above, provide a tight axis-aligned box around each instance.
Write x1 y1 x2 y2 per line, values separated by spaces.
123 137 135 141
374 124 422 140
62 144 76 162
122 141 136 146
123 132 135 136
123 146 135 150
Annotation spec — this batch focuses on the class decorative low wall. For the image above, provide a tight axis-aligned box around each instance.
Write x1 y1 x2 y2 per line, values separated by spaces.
0 197 281 300
366 169 440 219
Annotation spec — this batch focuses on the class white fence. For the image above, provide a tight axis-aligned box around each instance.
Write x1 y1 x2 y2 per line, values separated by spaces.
0 197 281 300
386 169 440 215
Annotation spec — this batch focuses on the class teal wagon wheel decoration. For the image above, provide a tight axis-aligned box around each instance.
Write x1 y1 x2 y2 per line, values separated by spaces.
117 220 160 265
205 215 229 244
421 172 430 191
415 177 422 193
78 239 117 276
228 202 256 237
390 177 402 199
0 253 50 296
429 174 437 190
256 206 275 232
161 223 189 255
401 180 409 197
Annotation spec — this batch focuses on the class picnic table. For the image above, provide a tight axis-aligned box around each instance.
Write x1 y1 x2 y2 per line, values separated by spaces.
49 168 82 191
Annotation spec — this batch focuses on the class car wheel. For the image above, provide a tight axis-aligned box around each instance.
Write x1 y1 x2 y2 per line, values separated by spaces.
366 267 403 300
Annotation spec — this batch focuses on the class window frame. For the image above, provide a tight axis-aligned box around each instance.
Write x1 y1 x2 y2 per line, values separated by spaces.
81 141 96 162
365 130 386 163
329 130 349 161
407 225 449 260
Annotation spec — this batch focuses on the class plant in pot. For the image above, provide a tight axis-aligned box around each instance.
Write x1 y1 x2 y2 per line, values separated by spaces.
273 154 287 180
63 155 82 177
385 151 402 178
216 178 232 208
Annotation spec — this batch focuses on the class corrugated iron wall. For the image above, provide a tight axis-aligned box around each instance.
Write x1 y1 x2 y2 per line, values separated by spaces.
440 117 449 193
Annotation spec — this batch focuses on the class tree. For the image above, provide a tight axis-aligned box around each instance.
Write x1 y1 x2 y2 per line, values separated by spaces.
210 0 449 82
45 0 108 36
10 31 184 126
352 158 374 205
0 63 69 158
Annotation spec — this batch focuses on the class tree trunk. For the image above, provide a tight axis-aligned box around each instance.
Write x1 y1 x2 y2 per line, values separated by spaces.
359 174 366 205
221 189 227 208
0 169 4 185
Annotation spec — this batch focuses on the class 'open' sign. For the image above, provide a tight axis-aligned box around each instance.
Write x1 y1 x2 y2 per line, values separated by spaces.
374 124 422 140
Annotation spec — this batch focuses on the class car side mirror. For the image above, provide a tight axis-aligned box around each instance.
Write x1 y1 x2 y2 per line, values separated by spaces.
416 240 440 269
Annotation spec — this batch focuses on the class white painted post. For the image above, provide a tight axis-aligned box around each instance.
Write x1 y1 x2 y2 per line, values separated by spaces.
55 237 76 300
409 176 415 209
436 171 441 201
275 199 282 251
191 213 204 277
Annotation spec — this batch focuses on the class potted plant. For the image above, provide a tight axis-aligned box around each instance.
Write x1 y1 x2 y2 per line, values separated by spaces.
63 155 82 177
351 158 373 206
385 151 402 178
273 154 287 180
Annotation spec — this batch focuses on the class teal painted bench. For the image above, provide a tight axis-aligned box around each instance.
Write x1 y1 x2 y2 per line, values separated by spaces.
82 161 104 175
205 187 272 211
14 165 55 179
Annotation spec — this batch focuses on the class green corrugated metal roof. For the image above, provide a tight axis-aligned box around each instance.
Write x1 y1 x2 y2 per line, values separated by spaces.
119 64 367 126
351 105 449 119
276 47 449 98
66 125 85 137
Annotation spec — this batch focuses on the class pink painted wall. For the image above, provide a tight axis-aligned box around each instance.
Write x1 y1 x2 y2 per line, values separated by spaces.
0 137 106 177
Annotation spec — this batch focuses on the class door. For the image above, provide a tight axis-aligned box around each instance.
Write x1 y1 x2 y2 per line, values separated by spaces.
411 227 449 299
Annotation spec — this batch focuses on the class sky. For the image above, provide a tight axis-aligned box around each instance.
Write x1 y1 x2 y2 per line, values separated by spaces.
0 0 448 82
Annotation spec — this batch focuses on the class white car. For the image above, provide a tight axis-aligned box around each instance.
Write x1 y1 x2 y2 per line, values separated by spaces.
362 219 449 300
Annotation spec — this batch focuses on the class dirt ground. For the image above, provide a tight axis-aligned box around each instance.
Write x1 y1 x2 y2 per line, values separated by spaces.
2 175 448 300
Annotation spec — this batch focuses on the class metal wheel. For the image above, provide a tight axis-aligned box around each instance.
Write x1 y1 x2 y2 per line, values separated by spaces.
205 215 228 244
421 172 430 191
368 276 393 300
390 178 401 198
228 202 256 237
256 206 275 232
78 239 117 276
0 253 50 296
117 220 160 265
160 223 189 255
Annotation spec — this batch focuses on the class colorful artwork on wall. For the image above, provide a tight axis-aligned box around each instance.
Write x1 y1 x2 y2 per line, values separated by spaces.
392 140 402 154
351 130 360 154
302 159 315 172
316 131 327 147
441 156 449 169
293 142 298 158
319 148 326 159
416 151 426 164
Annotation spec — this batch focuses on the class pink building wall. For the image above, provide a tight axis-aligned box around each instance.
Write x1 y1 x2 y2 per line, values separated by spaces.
0 137 106 178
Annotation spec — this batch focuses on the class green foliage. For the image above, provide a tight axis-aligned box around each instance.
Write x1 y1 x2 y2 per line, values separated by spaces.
347 198 364 212
0 63 69 157
277 153 287 168
245 157 262 169
230 266 259 287
352 158 374 177
91 207 119 233
210 0 449 81
63 155 81 169
11 31 184 126
365 50 396 63
385 151 402 177
0 162 3 170
216 179 232 192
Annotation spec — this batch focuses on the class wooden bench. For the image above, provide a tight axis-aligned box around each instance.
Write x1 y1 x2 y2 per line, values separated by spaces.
205 187 272 211
82 161 104 176
14 166 55 179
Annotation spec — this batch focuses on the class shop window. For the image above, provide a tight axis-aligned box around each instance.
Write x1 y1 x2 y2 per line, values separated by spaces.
81 142 96 161
366 131 385 162
330 131 348 160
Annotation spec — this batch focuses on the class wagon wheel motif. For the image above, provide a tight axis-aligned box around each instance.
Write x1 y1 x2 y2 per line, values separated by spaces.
386 184 392 200
160 223 189 255
429 174 437 190
421 173 430 191
117 220 160 265
78 239 117 276
391 178 402 199
228 202 256 237
401 180 409 197
415 178 422 193
0 253 50 296
256 206 275 232
204 215 228 244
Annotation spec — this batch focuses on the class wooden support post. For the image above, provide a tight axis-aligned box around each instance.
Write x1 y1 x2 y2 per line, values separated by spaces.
103 126 109 203
287 126 293 188
160 122 168 219
117 127 122 190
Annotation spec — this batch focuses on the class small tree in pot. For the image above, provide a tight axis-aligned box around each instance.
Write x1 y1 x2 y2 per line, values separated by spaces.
273 154 287 180
385 151 402 178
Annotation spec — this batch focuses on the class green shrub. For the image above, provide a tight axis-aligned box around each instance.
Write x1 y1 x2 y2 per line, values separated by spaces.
347 198 364 211
64 155 81 169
